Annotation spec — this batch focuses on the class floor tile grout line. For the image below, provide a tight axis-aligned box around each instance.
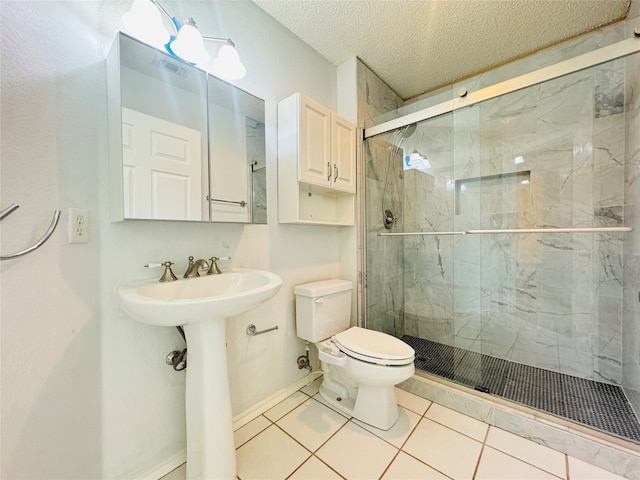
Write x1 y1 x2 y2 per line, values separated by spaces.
234 414 273 450
308 420 354 477
290 411 351 455
471 440 486 480
282 452 313 480
381 403 455 480
273 421 316 455
263 392 311 424
395 389 433 417
422 414 486 445
377 449 402 480
480 446 566 480
397 407 425 450
468 421 492 480
348 406 423 452
310 453 348 480
484 426 568 479
234 386 316 452
396 449 455 480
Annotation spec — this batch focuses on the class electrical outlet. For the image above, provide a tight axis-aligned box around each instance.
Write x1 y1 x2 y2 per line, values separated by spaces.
68 208 89 244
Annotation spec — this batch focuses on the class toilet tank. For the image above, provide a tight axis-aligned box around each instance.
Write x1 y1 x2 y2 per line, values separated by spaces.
294 279 352 342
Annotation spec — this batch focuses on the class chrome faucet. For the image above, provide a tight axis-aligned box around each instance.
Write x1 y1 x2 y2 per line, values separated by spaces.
183 256 209 278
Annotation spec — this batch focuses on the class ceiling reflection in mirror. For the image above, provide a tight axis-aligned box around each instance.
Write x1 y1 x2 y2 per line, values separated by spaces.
107 33 267 223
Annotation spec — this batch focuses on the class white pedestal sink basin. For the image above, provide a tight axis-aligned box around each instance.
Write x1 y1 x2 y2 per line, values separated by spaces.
118 269 282 480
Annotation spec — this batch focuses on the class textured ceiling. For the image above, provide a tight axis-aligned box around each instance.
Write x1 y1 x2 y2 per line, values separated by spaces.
253 0 630 100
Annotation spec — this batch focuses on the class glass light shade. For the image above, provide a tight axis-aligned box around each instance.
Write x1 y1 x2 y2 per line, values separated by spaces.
122 0 170 49
170 25 210 65
209 44 246 80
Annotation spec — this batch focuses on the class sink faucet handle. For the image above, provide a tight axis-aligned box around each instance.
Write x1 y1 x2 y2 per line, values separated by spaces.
145 261 178 282
207 257 222 275
207 256 231 275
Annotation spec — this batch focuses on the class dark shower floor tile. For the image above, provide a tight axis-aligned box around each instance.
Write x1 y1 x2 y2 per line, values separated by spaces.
401 335 640 443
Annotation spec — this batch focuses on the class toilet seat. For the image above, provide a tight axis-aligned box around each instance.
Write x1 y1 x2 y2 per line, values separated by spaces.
332 327 415 366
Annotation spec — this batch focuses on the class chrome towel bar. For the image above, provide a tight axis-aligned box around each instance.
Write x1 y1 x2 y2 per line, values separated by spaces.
206 196 247 207
246 324 278 336
0 204 61 260
378 226 633 237
0 203 19 221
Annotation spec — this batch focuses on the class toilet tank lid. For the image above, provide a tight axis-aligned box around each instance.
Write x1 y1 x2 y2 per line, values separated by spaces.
294 279 352 297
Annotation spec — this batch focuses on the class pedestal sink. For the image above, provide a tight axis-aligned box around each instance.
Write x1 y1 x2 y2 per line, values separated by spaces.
118 269 282 480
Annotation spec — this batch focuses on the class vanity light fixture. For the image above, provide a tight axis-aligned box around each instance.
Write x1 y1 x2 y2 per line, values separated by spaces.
121 0 246 80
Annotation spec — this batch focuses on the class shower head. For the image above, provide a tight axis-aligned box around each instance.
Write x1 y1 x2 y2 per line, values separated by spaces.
402 124 417 139
391 123 417 153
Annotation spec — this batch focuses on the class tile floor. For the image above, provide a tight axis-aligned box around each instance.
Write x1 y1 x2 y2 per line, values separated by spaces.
162 377 628 480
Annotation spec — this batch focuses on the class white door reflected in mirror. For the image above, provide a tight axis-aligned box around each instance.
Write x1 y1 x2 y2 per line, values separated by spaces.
122 108 203 220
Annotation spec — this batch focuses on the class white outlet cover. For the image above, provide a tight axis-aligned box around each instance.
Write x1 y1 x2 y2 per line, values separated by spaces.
68 208 88 244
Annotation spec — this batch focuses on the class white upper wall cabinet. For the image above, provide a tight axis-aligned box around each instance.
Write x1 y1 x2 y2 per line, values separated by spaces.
278 92 356 225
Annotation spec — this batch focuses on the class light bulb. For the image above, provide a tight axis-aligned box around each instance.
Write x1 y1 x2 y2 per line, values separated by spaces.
122 0 170 49
169 24 210 64
209 44 246 80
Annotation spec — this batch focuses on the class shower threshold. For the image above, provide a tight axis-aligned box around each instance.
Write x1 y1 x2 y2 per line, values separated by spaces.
401 335 640 443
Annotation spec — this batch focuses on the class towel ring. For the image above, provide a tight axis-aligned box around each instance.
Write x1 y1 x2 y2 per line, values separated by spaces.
0 204 61 260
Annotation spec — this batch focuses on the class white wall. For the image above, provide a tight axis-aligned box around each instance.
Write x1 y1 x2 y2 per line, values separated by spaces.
0 1 356 478
1 1 103 478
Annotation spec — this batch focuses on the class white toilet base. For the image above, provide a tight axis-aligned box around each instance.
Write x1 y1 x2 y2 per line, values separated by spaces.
318 372 400 431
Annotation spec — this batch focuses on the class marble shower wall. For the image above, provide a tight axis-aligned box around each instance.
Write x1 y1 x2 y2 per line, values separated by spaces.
358 59 406 336
364 20 639 385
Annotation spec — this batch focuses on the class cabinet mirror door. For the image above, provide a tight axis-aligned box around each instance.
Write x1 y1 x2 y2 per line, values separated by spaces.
208 75 266 223
108 33 267 224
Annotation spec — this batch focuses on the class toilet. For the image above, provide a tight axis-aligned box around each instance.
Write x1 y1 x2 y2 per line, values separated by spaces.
295 279 415 430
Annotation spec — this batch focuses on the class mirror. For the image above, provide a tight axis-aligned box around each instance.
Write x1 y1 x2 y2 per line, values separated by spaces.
107 33 266 223
208 75 266 223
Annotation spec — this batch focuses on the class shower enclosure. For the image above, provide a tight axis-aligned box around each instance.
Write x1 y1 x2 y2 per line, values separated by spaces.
363 38 640 444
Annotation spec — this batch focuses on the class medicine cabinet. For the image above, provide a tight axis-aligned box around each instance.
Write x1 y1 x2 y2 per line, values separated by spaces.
107 32 267 223
277 92 356 225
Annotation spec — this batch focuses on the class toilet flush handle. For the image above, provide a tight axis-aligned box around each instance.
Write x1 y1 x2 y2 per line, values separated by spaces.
314 297 324 303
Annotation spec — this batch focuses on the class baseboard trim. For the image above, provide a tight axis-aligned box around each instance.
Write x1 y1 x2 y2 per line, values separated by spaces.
134 449 186 480
232 371 322 430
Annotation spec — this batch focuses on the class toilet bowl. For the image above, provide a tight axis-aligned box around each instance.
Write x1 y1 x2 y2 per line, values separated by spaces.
294 280 415 430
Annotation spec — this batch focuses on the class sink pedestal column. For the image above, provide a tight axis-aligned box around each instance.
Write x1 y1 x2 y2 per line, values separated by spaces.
183 319 236 480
